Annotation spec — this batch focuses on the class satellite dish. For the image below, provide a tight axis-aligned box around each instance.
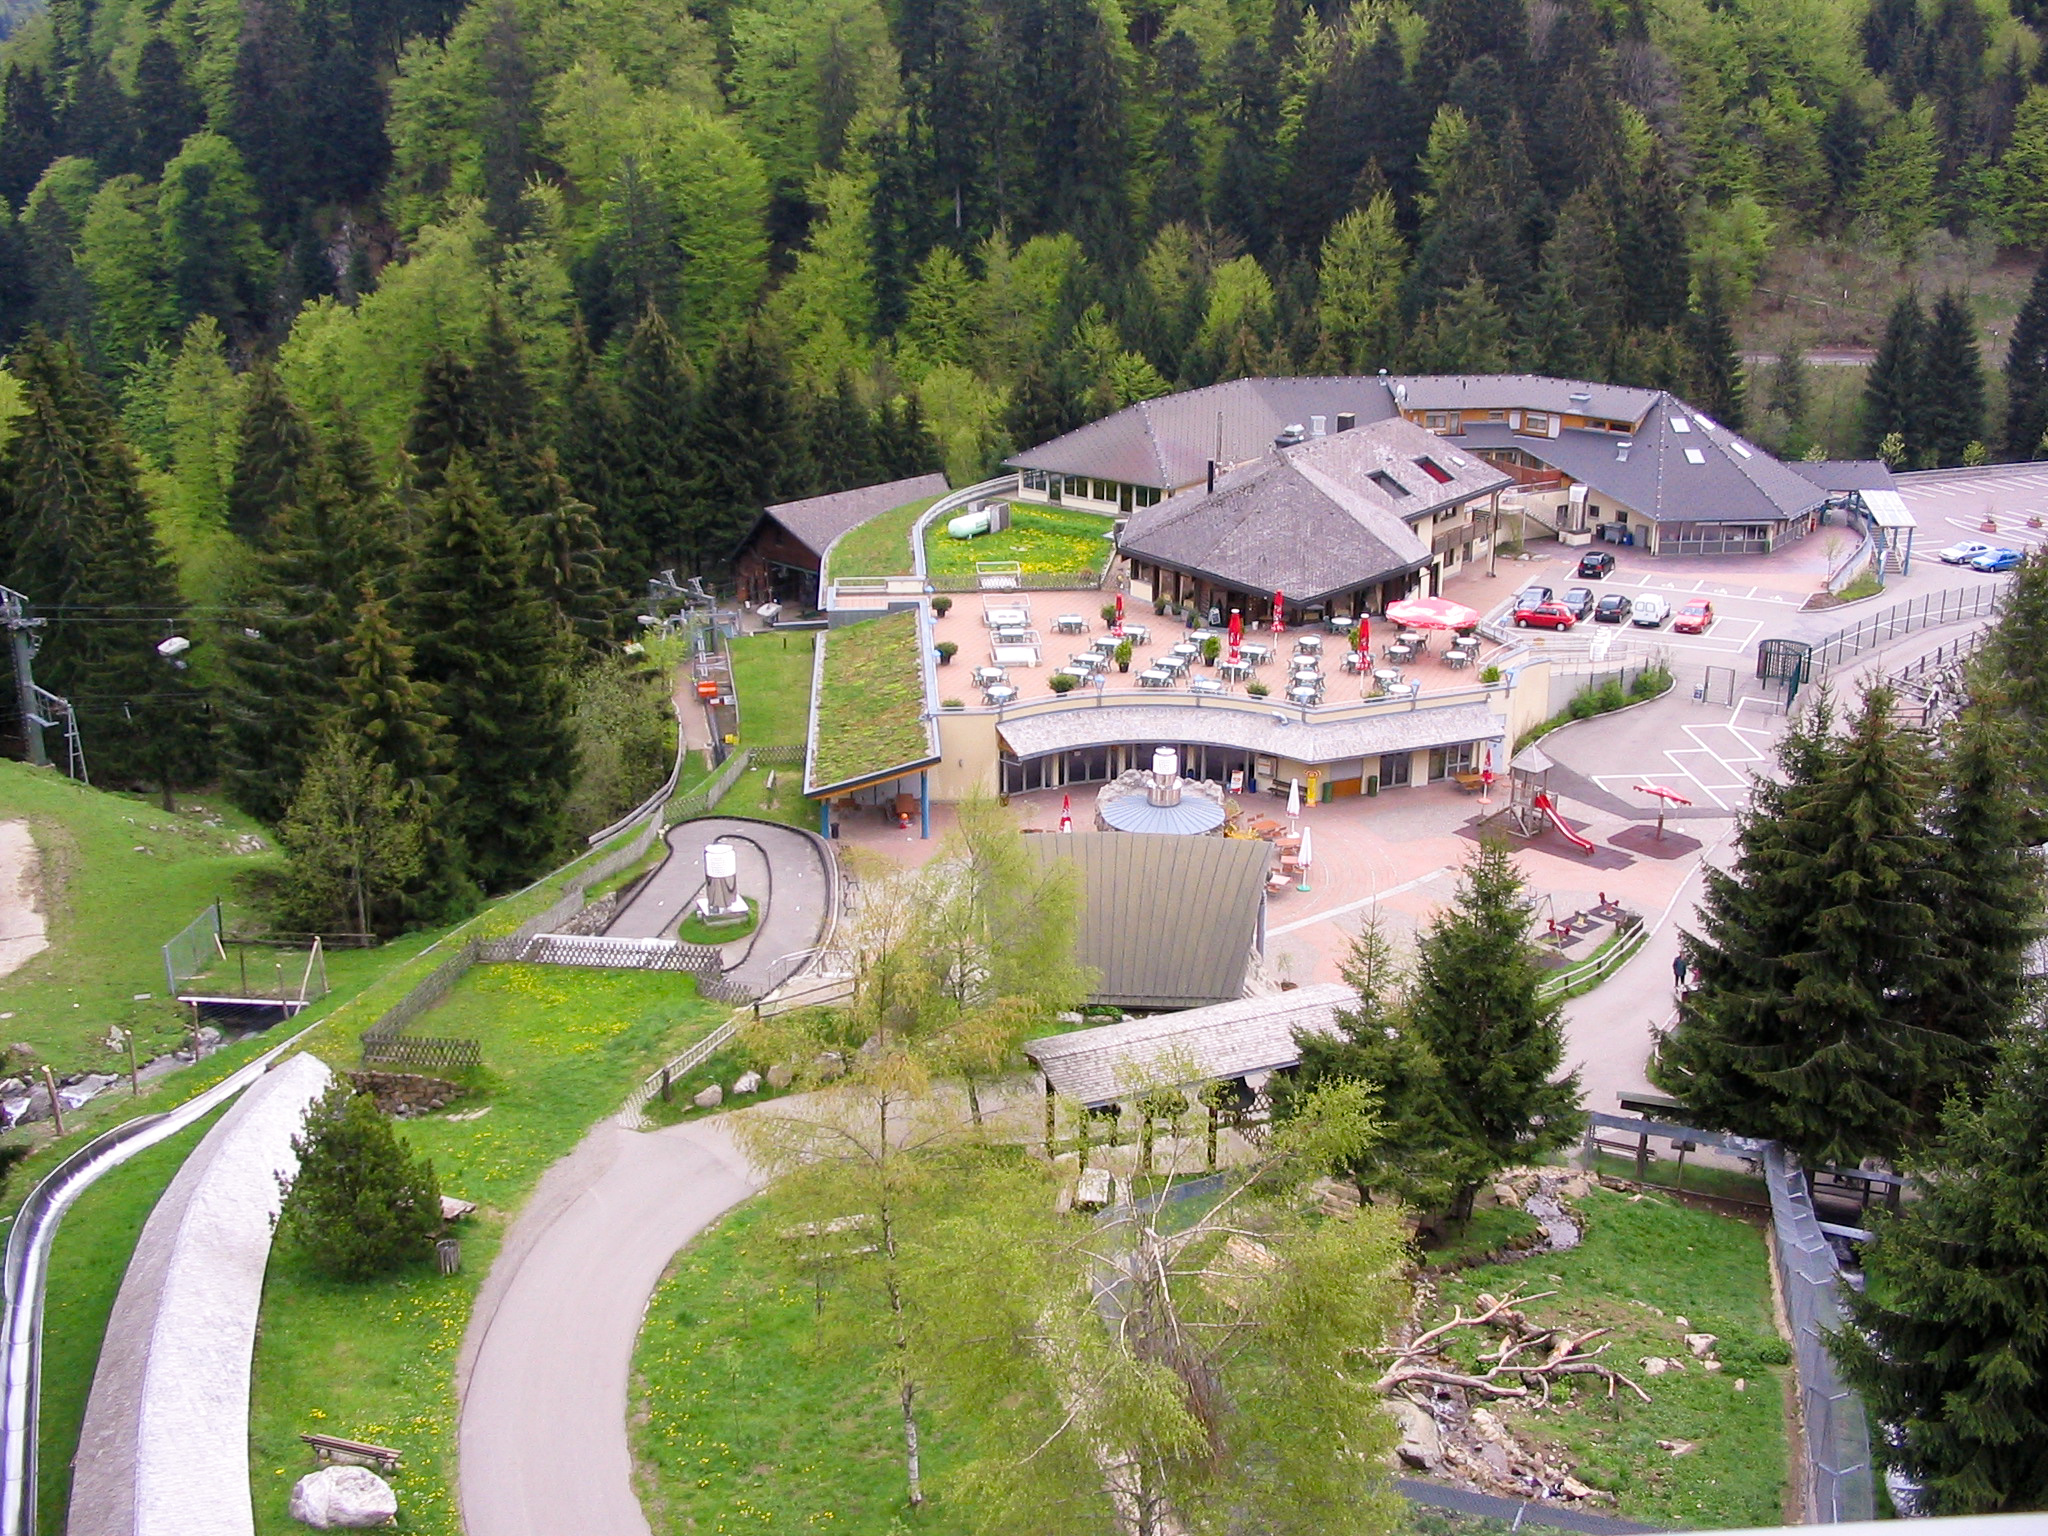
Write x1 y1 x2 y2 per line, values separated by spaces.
156 636 191 658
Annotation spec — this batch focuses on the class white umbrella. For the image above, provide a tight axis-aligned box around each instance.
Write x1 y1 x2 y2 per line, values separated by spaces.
1295 825 1314 892
1286 777 1301 829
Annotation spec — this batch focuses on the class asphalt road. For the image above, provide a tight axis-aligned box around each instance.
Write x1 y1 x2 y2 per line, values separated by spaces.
456 1118 762 1536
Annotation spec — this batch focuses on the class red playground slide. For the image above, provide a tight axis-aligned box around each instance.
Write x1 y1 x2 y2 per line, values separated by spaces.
1532 791 1596 854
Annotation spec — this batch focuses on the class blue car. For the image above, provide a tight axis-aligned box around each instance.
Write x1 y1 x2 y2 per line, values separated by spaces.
1970 547 2023 572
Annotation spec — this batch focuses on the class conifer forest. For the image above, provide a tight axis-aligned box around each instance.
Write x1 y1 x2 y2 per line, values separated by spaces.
7 0 2048 904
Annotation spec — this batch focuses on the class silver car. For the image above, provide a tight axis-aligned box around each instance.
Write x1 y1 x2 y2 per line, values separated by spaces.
1629 594 1670 628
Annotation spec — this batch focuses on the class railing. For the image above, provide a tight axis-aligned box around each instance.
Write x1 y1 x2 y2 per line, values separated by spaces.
926 568 1111 592
1804 586 2003 682
617 1012 748 1126
960 677 1507 723
1537 915 1646 1000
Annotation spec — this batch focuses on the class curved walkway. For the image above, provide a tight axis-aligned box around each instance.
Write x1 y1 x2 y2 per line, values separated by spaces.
455 1119 762 1536
67 1052 333 1536
604 817 833 994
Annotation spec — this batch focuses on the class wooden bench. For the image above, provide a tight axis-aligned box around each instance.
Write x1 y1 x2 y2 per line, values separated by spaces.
301 1433 403 1472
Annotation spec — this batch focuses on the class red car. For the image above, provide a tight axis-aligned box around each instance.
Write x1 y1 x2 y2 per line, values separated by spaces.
1672 599 1715 634
1514 601 1578 630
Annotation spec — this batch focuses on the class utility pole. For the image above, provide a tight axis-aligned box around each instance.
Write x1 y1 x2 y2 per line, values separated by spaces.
1 584 49 767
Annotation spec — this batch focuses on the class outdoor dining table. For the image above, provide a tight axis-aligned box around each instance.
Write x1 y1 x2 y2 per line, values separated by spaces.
1120 623 1150 646
983 684 1017 704
1052 614 1087 634
1294 634 1322 654
986 607 1029 629
1340 651 1366 673
1090 635 1120 656
1240 642 1272 665
1387 642 1415 663
1444 649 1473 670
972 666 1006 688
1188 677 1224 696
1138 668 1174 688
1056 666 1095 684
1190 629 1219 644
1218 659 1253 683
994 627 1028 645
1068 652 1102 670
1397 629 1425 647
1288 685 1321 706
1291 660 1321 676
1159 653 1190 675
1373 667 1403 687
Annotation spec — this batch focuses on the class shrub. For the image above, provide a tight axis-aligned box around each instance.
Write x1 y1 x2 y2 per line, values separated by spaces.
1480 664 1503 684
935 640 958 663
1201 635 1222 663
1153 596 1167 615
276 1084 442 1281
1049 673 1078 693
931 595 952 617
1115 638 1134 670
1630 662 1673 699
1102 603 1119 624
941 697 964 709
1247 680 1271 697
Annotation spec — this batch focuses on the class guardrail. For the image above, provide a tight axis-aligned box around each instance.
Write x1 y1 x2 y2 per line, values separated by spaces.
1537 916 1646 999
961 677 1507 722
1804 585 2003 683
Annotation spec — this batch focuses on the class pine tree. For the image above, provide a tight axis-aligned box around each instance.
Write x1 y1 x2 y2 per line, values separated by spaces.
225 365 316 545
2003 252 2048 460
685 324 806 576
1920 290 1986 467
1406 838 1582 1219
1686 267 1746 428
276 1084 442 1280
0 331 211 800
1654 688 1975 1164
404 452 576 890
1861 292 1928 460
523 454 617 647
1830 1020 2048 1514
404 350 482 496
608 307 697 579
807 372 878 494
131 35 201 178
0 65 58 209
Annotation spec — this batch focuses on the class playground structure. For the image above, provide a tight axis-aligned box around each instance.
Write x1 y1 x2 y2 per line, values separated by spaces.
1503 744 1596 854
162 905 330 1024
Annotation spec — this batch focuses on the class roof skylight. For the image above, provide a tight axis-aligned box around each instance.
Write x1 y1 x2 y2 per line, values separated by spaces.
1728 440 1753 458
1683 448 1706 465
1670 417 1692 433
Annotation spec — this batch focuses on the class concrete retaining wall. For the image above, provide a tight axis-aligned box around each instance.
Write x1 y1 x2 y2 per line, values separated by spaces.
68 1052 333 1536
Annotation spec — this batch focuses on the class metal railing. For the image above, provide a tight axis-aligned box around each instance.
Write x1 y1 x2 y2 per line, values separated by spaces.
1537 915 1646 1000
1805 586 2004 682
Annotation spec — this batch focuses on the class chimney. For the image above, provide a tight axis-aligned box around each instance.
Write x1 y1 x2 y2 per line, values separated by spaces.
1310 414 1327 438
1617 440 1632 462
1207 459 1216 494
1336 412 1356 432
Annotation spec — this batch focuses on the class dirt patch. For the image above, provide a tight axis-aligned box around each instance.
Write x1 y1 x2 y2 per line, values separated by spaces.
0 820 49 980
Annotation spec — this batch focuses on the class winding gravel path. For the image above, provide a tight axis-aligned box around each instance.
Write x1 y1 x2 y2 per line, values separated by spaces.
456 1118 762 1536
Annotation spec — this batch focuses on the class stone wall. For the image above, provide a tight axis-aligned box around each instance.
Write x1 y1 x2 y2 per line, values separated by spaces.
347 1071 466 1118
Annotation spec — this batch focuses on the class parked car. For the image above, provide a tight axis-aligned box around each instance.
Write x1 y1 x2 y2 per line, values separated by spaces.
1577 549 1615 578
1938 540 1996 565
1514 600 1577 630
1560 586 1596 620
1970 547 2023 572
1593 592 1633 623
1515 584 1553 610
1672 599 1715 634
1629 594 1670 628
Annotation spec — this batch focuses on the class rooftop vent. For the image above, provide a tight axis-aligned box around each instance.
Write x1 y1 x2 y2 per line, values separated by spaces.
1616 440 1632 462
1275 423 1307 448
1336 412 1356 432
1568 390 1591 403
1310 414 1327 438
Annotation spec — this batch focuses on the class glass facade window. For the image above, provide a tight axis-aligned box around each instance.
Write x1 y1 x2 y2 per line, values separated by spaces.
1428 743 1476 781
1379 752 1412 788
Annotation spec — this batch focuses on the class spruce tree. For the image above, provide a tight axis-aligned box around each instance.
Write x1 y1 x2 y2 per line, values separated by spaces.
1830 1020 2048 1514
0 65 58 209
277 1084 442 1280
1686 267 1746 428
132 35 201 178
806 372 877 495
1616 146 1689 332
404 350 482 496
685 324 806 577
1654 688 1971 1164
609 307 697 579
523 454 618 647
875 391 944 479
275 728 427 938
1861 291 1927 460
404 452 576 890
555 320 619 538
225 365 317 545
0 332 211 801
1920 290 1986 467
1406 838 1582 1219
2003 252 2048 460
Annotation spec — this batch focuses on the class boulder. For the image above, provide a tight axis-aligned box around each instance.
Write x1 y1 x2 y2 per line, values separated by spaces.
693 1084 724 1110
1683 1332 1718 1358
1383 1399 1441 1470
8 1086 53 1125
813 1052 844 1081
766 1064 794 1090
1640 1356 1684 1376
732 1070 762 1094
289 1465 399 1528
196 1025 223 1047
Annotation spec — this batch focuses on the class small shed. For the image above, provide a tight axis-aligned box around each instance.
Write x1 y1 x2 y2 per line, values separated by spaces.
732 473 949 609
1023 982 1359 1108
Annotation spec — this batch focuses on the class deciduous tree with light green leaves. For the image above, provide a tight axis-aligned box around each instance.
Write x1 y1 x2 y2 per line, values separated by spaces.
275 727 429 937
1315 193 1405 373
1854 99 1939 257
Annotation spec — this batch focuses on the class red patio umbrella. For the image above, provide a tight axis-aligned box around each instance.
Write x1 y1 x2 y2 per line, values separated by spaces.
1356 615 1371 663
1228 608 1243 661
1270 592 1286 634
1059 793 1073 834
1114 592 1124 638
1384 596 1482 631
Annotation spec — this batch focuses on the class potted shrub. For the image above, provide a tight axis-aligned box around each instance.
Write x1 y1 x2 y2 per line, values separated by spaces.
1049 673 1079 694
1153 595 1168 615
1102 603 1119 625
1115 638 1134 672
1480 664 1503 684
1246 680 1270 697
941 697 964 710
932 595 953 618
1201 635 1221 665
935 641 958 665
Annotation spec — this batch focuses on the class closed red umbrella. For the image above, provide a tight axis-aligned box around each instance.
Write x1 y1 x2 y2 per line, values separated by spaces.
1228 608 1242 661
1059 793 1073 833
1356 615 1371 660
1114 593 1124 638
1270 592 1286 634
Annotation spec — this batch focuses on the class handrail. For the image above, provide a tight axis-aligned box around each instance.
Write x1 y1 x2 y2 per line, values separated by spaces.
0 1018 330 1536
1537 918 1647 1000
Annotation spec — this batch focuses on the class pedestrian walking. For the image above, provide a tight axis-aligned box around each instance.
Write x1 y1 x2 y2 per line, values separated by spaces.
1672 950 1689 994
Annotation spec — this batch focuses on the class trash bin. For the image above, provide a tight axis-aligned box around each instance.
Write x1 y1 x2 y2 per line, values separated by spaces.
1621 531 1635 546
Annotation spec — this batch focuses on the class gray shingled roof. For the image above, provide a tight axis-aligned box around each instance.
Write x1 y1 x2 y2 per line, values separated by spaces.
1023 981 1357 1105
1026 833 1273 1009
997 700 1506 766
1389 375 1661 421
1788 459 1899 495
1115 416 1511 603
1464 397 1825 525
1007 377 1404 489
753 473 950 560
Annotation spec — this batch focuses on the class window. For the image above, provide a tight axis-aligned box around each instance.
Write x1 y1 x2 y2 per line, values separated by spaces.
1379 752 1411 788
1369 470 1412 498
1486 410 1506 421
1683 448 1706 465
1428 743 1476 781
1520 411 1551 435
1670 417 1692 433
1092 480 1117 503
1414 455 1454 485
1133 485 1162 508
1423 411 1459 433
